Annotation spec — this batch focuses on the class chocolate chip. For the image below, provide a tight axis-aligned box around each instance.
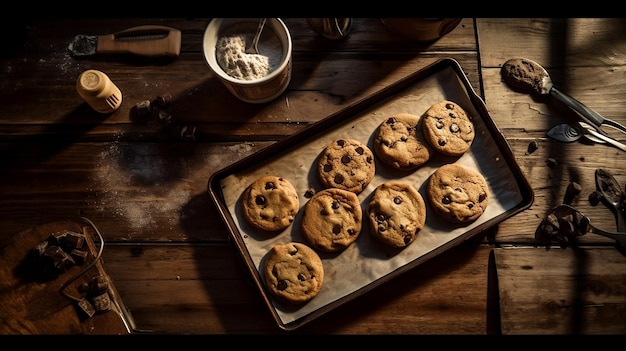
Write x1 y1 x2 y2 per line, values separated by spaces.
332 201 340 209
337 139 345 147
324 163 333 172
403 234 413 245
450 123 460 133
436 121 444 129
442 195 452 204
393 196 402 204
297 273 306 281
438 139 446 146
277 280 287 291
341 155 351 164
348 229 356 235
332 224 341 234
334 174 344 184
355 147 364 155
479 193 486 202
255 195 266 205
445 103 455 109
265 181 276 190
386 117 396 125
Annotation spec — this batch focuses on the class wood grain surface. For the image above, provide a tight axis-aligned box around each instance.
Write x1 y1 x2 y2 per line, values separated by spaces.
1 18 625 334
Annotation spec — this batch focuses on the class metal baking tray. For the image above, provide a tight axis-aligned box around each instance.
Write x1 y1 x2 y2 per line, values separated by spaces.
208 58 534 330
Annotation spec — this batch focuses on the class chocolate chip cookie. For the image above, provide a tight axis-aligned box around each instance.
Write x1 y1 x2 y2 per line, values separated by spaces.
366 180 426 248
263 242 324 304
422 100 475 156
317 138 375 194
373 113 433 171
241 175 300 232
301 188 362 252
426 164 489 224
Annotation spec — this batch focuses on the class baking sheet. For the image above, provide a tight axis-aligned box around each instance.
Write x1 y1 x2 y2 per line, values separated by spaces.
208 58 533 330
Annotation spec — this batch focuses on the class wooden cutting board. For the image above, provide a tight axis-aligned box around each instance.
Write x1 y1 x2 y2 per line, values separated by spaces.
492 246 626 335
0 220 133 334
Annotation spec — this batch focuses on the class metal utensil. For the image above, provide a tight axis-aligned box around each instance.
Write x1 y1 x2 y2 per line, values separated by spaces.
502 58 626 137
547 122 626 152
596 169 626 232
245 18 266 54
547 123 583 143
579 122 626 152
539 204 626 246
68 25 181 58
306 18 352 40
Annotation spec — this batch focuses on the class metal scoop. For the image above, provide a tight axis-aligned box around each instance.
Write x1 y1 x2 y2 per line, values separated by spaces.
538 204 626 246
502 58 626 137
245 18 266 55
596 169 626 232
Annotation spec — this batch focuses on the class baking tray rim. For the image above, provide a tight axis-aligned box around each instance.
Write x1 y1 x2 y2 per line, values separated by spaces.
207 57 534 330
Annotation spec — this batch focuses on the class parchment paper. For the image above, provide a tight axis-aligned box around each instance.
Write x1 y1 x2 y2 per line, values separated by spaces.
218 64 525 327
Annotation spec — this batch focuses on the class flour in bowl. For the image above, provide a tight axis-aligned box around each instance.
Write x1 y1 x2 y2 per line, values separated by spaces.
216 23 283 81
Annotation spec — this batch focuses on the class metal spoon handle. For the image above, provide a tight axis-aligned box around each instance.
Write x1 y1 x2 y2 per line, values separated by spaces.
618 209 626 233
589 225 626 246
550 87 608 136
551 87 626 136
246 18 266 54
584 126 626 152
602 118 626 134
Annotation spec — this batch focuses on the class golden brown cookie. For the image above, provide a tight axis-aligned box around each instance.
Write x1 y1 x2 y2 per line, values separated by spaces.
366 180 426 248
373 113 433 171
241 175 299 232
426 164 489 224
263 242 324 304
317 138 375 194
301 188 362 252
422 100 475 156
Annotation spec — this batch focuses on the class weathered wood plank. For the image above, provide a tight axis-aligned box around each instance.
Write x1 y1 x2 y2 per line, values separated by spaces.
494 247 626 335
103 243 492 334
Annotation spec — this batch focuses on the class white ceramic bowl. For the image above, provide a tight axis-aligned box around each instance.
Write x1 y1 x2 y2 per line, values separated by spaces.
203 18 292 104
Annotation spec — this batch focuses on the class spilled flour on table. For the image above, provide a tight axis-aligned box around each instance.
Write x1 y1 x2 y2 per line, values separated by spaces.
89 140 193 236
87 138 258 239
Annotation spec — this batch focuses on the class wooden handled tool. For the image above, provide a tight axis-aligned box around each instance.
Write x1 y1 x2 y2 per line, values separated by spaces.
68 25 182 58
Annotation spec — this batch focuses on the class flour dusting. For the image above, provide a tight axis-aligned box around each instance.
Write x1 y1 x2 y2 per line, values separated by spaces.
89 141 192 236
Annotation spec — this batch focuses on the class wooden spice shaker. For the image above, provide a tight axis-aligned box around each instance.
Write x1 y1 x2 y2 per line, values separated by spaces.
76 69 122 113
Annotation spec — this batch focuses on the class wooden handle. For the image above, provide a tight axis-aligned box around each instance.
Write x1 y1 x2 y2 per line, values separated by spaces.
96 25 181 57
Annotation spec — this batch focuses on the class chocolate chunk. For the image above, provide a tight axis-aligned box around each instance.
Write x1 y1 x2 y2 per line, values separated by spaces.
92 292 112 313
588 190 603 205
70 249 89 265
527 140 538 154
546 157 558 168
64 231 85 250
76 298 96 319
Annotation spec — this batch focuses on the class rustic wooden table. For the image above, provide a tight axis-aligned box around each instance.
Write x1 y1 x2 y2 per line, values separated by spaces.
1 18 625 335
